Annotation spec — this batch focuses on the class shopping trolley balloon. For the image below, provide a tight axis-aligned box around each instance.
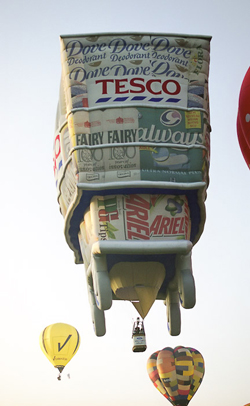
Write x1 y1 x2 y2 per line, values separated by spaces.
237 67 250 167
40 323 80 379
54 32 212 337
147 346 205 406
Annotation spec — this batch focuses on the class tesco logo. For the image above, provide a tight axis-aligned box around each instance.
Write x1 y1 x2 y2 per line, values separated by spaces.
95 77 181 96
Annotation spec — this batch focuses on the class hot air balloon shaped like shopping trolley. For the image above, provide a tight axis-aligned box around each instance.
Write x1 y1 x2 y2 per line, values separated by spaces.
53 32 212 337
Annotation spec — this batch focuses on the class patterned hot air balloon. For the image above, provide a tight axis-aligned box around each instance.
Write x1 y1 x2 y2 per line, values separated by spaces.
40 323 80 379
147 346 205 406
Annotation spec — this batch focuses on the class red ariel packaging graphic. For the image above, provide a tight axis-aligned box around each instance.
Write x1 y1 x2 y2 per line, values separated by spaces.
81 194 190 242
54 32 211 336
79 194 190 262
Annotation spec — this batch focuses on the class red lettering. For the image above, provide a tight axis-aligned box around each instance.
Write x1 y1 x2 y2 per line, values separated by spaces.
96 79 114 94
126 195 150 211
125 195 150 239
126 204 148 221
53 157 57 174
110 211 119 221
183 201 190 239
115 79 128 94
127 216 149 226
162 80 181 95
54 134 61 159
127 231 149 240
127 222 149 239
157 216 186 236
146 79 161 95
169 217 175 234
150 215 162 235
95 78 181 96
98 209 109 222
53 134 61 174
159 217 171 234
130 78 145 93
179 217 185 234
98 209 118 222
172 217 181 234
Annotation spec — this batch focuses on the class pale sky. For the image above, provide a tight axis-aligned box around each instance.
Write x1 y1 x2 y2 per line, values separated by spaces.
1 0 250 405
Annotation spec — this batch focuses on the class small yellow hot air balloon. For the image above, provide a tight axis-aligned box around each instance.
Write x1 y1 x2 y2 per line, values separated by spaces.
39 323 80 379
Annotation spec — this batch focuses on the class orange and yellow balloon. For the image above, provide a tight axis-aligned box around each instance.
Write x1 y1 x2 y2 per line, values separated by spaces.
40 323 80 374
147 346 205 406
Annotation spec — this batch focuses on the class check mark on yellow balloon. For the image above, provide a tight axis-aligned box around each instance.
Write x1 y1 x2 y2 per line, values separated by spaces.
58 335 72 352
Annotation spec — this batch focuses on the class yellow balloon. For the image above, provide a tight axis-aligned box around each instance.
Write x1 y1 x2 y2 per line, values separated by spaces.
39 323 80 373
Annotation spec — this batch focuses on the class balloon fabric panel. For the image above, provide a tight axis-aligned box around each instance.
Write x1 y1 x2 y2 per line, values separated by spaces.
157 348 179 399
146 351 172 403
186 348 205 401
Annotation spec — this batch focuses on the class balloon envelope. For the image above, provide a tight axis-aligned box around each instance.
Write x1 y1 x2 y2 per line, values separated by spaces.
147 346 205 406
53 33 212 335
237 67 250 167
237 113 250 166
40 323 80 373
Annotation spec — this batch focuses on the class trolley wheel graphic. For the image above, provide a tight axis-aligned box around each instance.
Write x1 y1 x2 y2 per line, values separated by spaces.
179 270 196 309
166 290 181 336
93 270 112 311
92 304 106 337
